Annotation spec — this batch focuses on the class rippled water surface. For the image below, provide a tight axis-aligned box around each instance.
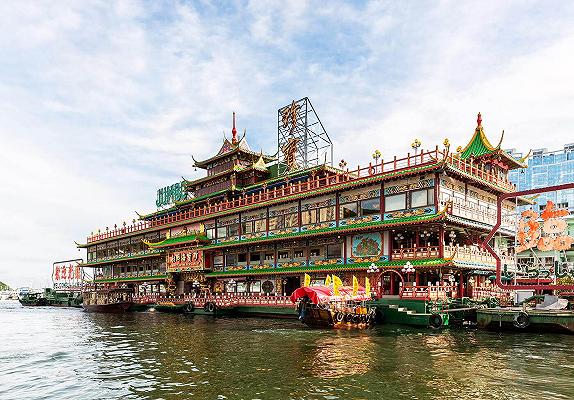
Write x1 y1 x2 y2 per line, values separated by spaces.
1 301 573 400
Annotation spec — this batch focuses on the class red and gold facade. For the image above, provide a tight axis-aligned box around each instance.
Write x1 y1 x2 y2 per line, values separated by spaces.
78 112 528 301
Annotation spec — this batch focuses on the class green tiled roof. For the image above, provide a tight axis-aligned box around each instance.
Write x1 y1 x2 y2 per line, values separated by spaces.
459 126 497 160
148 234 210 249
82 250 164 267
206 258 451 277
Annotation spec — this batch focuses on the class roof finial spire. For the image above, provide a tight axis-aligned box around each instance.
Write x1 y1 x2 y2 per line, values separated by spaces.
232 112 237 144
477 112 482 127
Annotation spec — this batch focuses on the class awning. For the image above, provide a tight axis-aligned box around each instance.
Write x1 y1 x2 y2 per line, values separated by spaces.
289 285 369 304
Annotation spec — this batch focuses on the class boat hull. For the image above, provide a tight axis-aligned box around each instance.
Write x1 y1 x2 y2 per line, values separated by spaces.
477 308 574 334
82 302 133 313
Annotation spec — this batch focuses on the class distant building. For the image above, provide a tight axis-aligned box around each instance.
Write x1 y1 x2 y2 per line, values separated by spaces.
508 144 574 211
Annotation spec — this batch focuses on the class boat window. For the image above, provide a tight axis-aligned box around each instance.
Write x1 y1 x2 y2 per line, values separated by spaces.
278 251 290 259
225 253 237 266
237 253 247 263
361 198 380 215
411 188 434 208
385 193 406 212
228 224 240 237
340 202 358 218
250 252 261 262
327 244 341 258
264 252 274 261
216 226 227 238
294 249 305 258
309 248 321 257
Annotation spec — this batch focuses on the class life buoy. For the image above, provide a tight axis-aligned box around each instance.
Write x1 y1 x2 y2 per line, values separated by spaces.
352 314 361 324
513 311 530 329
334 312 344 323
365 314 372 324
429 313 443 329
183 303 194 313
344 313 353 323
206 302 216 313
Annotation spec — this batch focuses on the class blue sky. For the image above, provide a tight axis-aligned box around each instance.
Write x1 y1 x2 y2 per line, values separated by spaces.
2 0 574 287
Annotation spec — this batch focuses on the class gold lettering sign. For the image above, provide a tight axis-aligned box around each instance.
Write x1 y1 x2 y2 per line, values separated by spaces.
167 250 204 272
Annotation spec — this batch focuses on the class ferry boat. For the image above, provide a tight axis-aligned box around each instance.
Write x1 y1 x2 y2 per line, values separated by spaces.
82 287 133 313
19 288 82 308
74 99 564 327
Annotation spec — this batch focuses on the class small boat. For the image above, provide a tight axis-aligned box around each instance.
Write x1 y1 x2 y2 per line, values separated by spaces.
82 287 133 313
19 288 83 307
290 285 377 329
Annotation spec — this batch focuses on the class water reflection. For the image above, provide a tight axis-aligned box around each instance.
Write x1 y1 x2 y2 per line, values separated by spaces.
1 302 573 400
310 334 375 378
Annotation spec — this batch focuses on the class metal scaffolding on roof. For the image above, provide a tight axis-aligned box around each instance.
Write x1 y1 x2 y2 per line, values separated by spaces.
277 97 333 176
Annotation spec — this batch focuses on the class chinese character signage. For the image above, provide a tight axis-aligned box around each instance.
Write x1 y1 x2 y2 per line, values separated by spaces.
166 250 204 272
483 183 574 290
52 259 83 291
156 181 186 208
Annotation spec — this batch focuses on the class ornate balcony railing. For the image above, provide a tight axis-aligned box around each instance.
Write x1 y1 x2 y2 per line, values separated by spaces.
444 245 515 268
443 197 516 229
399 284 456 301
392 246 440 260
86 147 517 244
133 293 295 308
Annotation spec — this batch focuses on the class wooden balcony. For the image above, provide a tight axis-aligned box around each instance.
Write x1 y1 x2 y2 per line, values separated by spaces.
392 246 440 260
86 146 517 244
399 284 456 301
443 197 516 229
444 245 515 268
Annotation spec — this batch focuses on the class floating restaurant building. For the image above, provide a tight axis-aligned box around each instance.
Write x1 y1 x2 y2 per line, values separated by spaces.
77 99 529 305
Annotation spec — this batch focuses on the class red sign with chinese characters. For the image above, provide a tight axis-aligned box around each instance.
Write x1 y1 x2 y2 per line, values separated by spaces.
483 183 574 290
166 250 204 272
52 259 83 291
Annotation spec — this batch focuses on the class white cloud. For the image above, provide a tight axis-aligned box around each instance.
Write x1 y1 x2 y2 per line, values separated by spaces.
1 0 574 287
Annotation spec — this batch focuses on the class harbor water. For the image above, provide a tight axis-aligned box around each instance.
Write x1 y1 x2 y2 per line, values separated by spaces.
0 301 573 400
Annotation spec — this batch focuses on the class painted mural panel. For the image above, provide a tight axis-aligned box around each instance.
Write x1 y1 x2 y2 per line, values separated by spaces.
345 232 389 264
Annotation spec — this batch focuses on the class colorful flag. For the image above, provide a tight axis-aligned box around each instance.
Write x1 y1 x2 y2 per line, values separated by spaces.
332 275 343 296
365 277 371 297
304 273 311 287
324 275 332 286
352 275 359 296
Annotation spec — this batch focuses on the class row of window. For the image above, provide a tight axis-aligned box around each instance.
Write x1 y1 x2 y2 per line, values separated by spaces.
208 188 435 239
220 244 342 266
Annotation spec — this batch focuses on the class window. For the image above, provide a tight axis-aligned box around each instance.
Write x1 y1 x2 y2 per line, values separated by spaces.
264 252 274 261
254 219 266 232
278 251 290 259
327 244 341 258
340 202 358 218
269 213 298 229
228 224 240 237
242 222 253 234
385 193 406 212
309 248 321 257
217 226 227 238
206 228 215 239
302 210 317 225
250 252 261 263
411 188 434 208
319 206 335 222
237 253 247 263
294 250 304 258
361 198 380 215
225 253 237 266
